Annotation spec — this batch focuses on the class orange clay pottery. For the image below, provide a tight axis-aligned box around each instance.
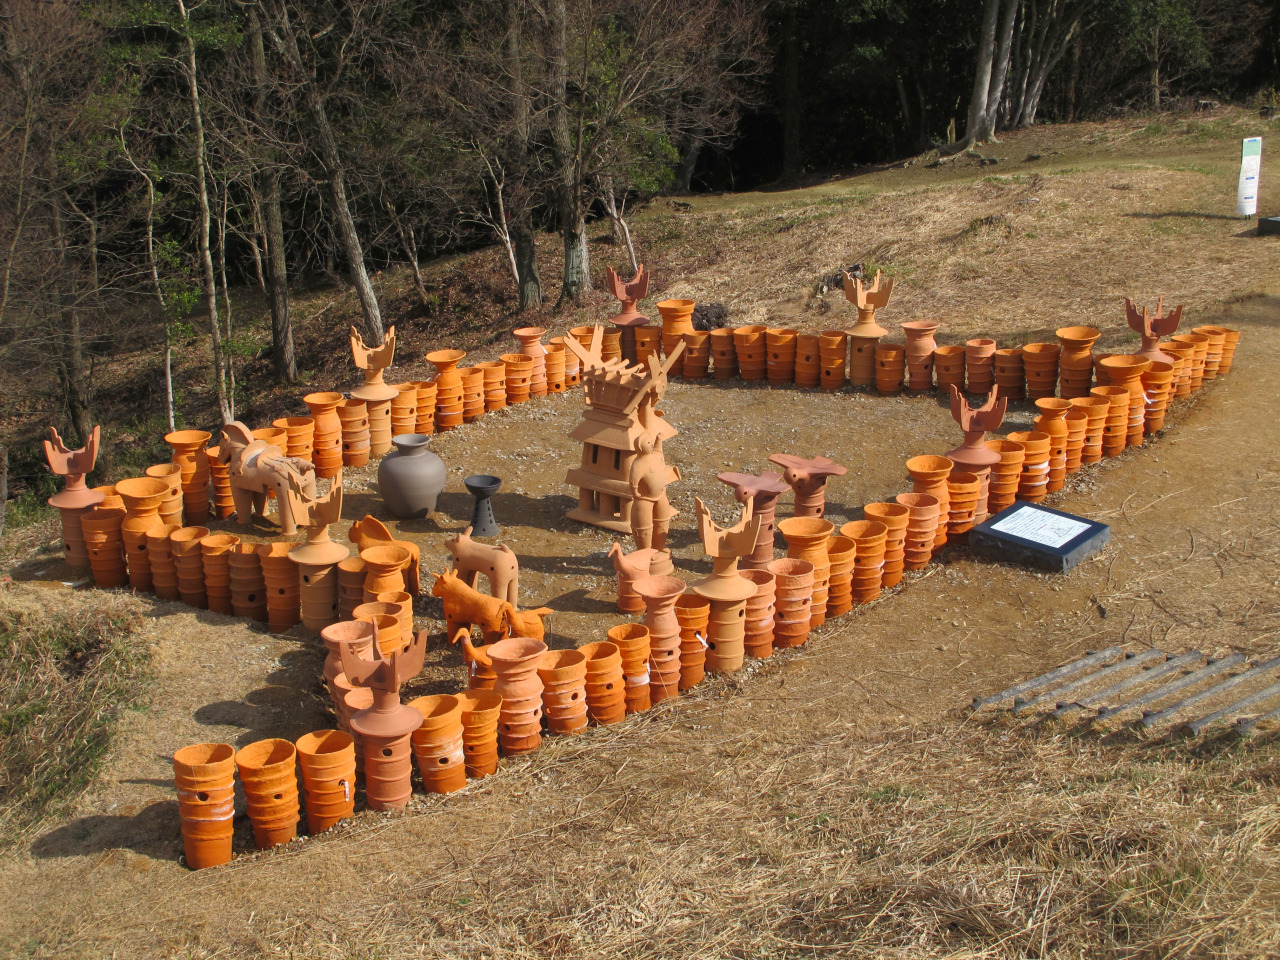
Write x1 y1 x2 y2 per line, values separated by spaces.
710 327 738 379
895 492 941 571
321 619 374 687
1098 354 1151 446
537 649 590 735
964 339 996 394
818 330 848 390
932 345 965 394
633 575 685 702
608 622 652 713
488 636 548 755
235 738 299 849
610 544 657 615
205 444 235 519
335 398 371 468
427 348 467 430
225 543 265 620
860 502 910 588
199 532 240 615
295 729 356 833
1088 385 1130 457
1054 326 1100 398
945 384 1006 522
1069 396 1110 464
168 525 209 607
776 516 834 628
993 347 1025 399
1062 408 1088 474
408 695 468 793
1158 338 1194 397
389 382 419 436
794 333 821 387
734 325 767 380
274 415 316 467
1020 342 1060 401
354 603 407 653
1005 430 1051 502
360 544 410 603
44 427 105 569
717 469 790 569
144 462 184 528
456 689 502 778
146 523 181 600
1215 327 1241 374
841 521 887 604
1033 397 1071 493
944 471 981 536
682 330 712 379
336 556 366 621
765 327 798 386
739 568 777 658
632 327 660 369
173 742 236 869
900 320 938 391
512 327 548 396
1192 325 1227 380
905 455 953 553
874 343 905 395
116 476 168 593
501 353 534 404
257 542 301 632
1171 333 1209 391
578 640 626 725
982 439 1026 514
412 379 439 430
767 557 814 647
768 454 846 519
1141 360 1176 434
657 299 696 360
825 535 856 616
674 594 711 685
164 429 212 524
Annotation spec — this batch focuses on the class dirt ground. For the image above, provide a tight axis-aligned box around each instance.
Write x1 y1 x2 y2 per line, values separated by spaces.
2 111 1280 958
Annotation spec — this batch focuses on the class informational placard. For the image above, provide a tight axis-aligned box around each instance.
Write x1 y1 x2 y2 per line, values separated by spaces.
1237 137 1262 217
989 505 1090 549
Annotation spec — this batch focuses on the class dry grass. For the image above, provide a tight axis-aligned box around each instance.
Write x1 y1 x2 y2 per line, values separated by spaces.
0 583 150 841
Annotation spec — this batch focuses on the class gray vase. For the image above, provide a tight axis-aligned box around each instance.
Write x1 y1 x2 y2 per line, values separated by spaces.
378 434 446 519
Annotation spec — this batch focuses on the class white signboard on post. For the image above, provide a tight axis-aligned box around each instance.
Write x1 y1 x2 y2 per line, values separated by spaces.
1237 137 1262 217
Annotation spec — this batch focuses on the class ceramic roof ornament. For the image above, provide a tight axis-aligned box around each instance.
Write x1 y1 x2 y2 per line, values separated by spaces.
287 473 350 566
945 384 1007 471
842 269 893 338
217 422 317 536
717 469 790 569
768 454 847 518
1125 296 1183 364
606 265 650 362
693 496 761 586
692 497 760 675
349 324 399 402
45 426 103 510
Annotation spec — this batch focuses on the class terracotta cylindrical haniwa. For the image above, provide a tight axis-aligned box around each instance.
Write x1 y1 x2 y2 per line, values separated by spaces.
964 339 996 395
258 542 300 632
409 695 468 793
607 623 651 713
489 636 548 755
117 476 168 593
982 440 1026 514
204 445 234 520
738 568 776 659
847 334 880 387
825 535 856 616
633 575 685 702
294 729 356 833
860 502 910 588
840 521 887 604
578 640 626 725
173 742 235 869
776 516 833 628
328 671 372 750
94 485 123 510
819 330 847 390
165 429 212 524
1157 338 1193 397
235 738 300 849
682 330 712 380
428 348 467 431
1062 409 1089 473
1033 398 1071 493
1006 430 1051 502
674 594 711 686
1020 342 1060 401
905 455 953 552
480 360 511 410
1069 396 1111 465
900 320 938 391
793 333 821 388
537 649 590 735
321 619 374 687
1055 326 1100 398
657 300 696 359
874 343 905 396
767 557 814 648
1140 359 1176 434
543 343 567 394
456 688 502 778
169 525 209 607
336 556 366 621
1192 325 1227 380
146 523 181 601
226 543 266 620
944 471 981 536
513 326 548 396
501 353 534 405
199 533 240 615
1098 355 1151 447
895 492 941 571
932 345 965 394
376 590 413 645
334 398 370 468
145 463 184 529
1214 327 1241 374
390 382 420 435
274 415 316 466
360 544 410 603
734 325 767 381
765 327 798 386
1171 333 1209 392
633 327 661 369
1088 386 1130 458
459 367 485 423
709 328 738 380
993 347 1025 400
354 603 407 653
419 378 445 432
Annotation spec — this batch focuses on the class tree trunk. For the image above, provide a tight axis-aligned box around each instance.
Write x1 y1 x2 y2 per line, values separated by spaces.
780 4 802 181
177 0 232 424
261 0 383 342
676 130 704 192
1151 62 1161 110
384 198 429 305
966 0 1002 142
504 0 542 310
511 210 541 312
548 0 591 307
1066 28 1082 121
557 190 590 307
165 345 175 431
0 445 7 542
980 0 1020 139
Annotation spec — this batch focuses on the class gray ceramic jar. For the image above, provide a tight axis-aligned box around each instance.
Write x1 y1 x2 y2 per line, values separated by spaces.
378 434 446 518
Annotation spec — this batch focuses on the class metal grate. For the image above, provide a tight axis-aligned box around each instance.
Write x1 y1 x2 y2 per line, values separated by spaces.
972 646 1280 736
